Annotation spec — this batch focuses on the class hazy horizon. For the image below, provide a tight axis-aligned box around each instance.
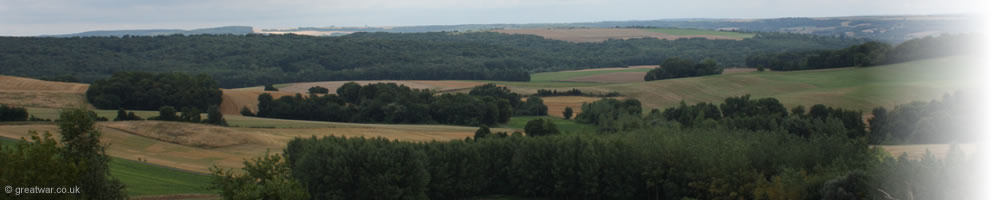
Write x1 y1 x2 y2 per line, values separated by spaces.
0 0 982 36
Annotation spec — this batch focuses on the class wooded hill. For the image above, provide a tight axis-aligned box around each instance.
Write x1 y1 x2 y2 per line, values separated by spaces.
0 32 863 88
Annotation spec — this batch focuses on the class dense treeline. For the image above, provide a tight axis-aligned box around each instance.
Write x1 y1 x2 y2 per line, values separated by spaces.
746 35 976 71
146 106 228 126
869 93 975 144
276 128 951 199
85 72 222 111
254 83 544 126
1 108 128 199
1 32 863 87
643 58 722 81
0 104 29 121
575 95 866 140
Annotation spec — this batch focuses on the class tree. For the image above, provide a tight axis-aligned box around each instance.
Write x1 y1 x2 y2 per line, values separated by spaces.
210 151 309 200
114 108 142 121
180 107 202 123
474 126 491 140
0 131 88 200
645 58 722 81
563 107 574 120
204 105 228 126
308 86 329 94
156 106 178 121
522 96 548 116
264 84 279 91
240 106 255 116
56 108 127 199
524 119 560 136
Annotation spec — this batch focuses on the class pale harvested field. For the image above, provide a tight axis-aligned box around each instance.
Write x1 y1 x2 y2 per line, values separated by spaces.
492 28 742 43
0 75 91 108
0 120 514 173
571 65 657 72
219 89 296 115
880 144 976 160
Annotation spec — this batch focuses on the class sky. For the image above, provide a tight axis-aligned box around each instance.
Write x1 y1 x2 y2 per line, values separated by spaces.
0 0 982 36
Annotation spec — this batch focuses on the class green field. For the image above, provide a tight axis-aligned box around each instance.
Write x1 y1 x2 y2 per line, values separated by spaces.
529 68 653 82
0 138 214 197
503 116 597 134
594 56 974 111
645 28 756 39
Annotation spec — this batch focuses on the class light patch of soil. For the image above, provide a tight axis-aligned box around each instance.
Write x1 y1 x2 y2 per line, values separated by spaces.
562 72 647 83
102 121 269 149
880 144 976 160
492 28 742 43
219 89 296 115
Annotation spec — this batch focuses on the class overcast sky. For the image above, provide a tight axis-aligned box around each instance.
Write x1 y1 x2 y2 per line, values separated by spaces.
0 0 982 36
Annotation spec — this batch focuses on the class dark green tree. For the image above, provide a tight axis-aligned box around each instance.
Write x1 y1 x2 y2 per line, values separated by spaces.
180 107 202 123
240 106 255 116
0 104 29 121
204 105 228 126
474 126 491 140
308 86 329 94
156 106 178 121
264 84 279 91
209 151 309 200
563 107 574 120
57 108 127 199
524 119 560 136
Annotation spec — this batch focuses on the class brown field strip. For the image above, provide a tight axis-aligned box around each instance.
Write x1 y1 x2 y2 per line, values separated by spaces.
562 72 647 83
0 120 513 173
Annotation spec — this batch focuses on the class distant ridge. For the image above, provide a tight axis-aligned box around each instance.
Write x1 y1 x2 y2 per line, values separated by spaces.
43 26 254 37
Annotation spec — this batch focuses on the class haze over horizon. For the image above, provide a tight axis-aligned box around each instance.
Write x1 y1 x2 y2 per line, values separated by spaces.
0 0 982 36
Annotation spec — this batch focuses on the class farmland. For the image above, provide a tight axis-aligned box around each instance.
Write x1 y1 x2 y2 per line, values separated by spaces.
491 28 753 43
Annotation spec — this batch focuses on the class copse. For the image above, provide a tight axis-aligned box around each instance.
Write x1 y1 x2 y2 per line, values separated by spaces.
0 104 29 121
644 58 722 81
256 82 512 126
86 72 222 111
307 86 329 94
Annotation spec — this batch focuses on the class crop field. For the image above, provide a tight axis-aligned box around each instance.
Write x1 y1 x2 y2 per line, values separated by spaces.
0 75 91 108
643 28 756 39
492 28 749 43
0 117 516 173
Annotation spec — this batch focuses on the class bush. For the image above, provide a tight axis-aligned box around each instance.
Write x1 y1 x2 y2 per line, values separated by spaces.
524 119 559 136
154 106 178 121
209 151 309 200
264 84 279 91
308 86 329 94
240 106 255 116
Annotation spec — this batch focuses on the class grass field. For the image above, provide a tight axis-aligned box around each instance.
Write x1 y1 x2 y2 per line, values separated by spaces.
530 67 654 82
0 138 214 197
503 116 597 134
644 28 755 39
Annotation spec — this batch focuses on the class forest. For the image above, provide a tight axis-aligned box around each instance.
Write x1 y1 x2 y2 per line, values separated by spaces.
0 32 863 87
253 83 545 126
745 35 976 71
